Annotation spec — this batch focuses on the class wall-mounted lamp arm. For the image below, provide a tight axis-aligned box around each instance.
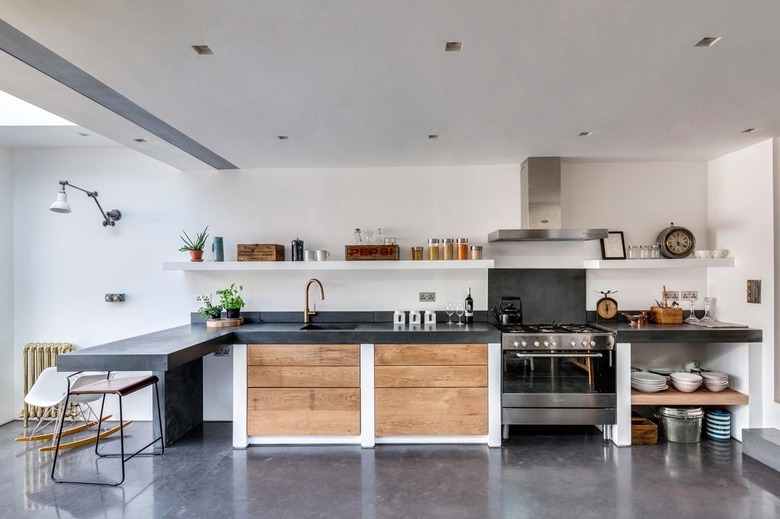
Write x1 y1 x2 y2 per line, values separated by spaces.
56 180 122 227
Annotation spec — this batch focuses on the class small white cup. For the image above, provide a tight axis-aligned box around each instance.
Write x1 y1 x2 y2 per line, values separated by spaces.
409 311 422 325
316 249 331 261
424 310 436 324
717 249 730 258
304 249 316 261
393 310 406 325
684 360 699 372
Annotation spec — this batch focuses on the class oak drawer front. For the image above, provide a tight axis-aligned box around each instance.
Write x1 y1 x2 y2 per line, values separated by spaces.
375 366 487 387
247 388 360 436
248 344 359 366
375 344 487 366
248 366 360 388
375 388 488 436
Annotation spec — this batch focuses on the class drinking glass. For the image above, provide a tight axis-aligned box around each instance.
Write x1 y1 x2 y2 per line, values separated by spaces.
701 297 714 321
455 304 464 326
685 299 699 322
445 303 455 325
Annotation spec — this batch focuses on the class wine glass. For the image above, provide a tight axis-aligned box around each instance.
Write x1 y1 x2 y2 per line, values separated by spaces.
445 303 455 325
701 297 714 321
455 304 465 326
685 299 699 322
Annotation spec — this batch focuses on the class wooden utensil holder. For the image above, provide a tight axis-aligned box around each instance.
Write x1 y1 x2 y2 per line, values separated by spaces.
650 306 683 324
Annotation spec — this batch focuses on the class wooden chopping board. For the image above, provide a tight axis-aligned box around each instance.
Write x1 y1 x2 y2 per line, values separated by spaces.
206 317 244 328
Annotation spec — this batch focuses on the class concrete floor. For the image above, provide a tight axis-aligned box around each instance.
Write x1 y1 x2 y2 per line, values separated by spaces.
1 421 780 518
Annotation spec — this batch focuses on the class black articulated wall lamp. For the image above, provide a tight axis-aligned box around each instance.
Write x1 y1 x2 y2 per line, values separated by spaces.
49 180 122 227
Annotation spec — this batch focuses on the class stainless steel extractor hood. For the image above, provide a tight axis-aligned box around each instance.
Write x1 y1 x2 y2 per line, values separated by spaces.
488 157 608 241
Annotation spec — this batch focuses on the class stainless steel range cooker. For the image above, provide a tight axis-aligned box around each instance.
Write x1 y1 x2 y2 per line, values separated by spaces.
499 323 617 441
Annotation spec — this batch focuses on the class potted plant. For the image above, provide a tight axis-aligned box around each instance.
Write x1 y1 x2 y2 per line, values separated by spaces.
217 283 245 319
179 226 209 262
196 296 223 322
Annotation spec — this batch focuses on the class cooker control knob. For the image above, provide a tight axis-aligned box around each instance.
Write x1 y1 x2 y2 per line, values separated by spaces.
570 340 577 347
533 341 540 348
521 340 528 347
581 340 588 347
513 341 520 348
590 340 596 347
543 341 549 347
550 341 557 347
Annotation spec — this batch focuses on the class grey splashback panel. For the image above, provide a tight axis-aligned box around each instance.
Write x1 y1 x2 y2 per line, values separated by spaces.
488 269 586 324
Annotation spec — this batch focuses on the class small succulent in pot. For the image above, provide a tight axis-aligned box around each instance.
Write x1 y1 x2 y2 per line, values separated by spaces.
217 283 245 319
179 226 209 262
196 295 223 321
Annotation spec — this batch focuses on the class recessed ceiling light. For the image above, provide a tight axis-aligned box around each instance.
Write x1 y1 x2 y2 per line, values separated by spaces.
192 45 214 55
78 132 90 137
133 138 146 143
694 37 721 48
742 128 757 133
277 135 289 140
428 134 439 139
445 42 463 52
578 131 592 137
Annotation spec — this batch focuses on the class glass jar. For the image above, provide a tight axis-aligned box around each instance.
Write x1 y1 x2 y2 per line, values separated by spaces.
639 245 650 259
427 238 440 260
627 245 639 259
443 238 454 260
650 244 660 259
411 247 424 261
457 238 469 260
470 245 483 260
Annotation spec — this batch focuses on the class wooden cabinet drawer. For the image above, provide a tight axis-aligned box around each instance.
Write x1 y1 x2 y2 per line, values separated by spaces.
375 388 487 435
248 366 359 388
248 344 359 366
375 366 487 387
375 344 486 365
248 388 360 436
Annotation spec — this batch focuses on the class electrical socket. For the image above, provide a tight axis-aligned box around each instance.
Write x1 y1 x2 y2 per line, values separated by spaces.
214 346 231 357
196 294 209 302
104 293 125 303
681 291 698 301
419 292 436 302
665 291 679 302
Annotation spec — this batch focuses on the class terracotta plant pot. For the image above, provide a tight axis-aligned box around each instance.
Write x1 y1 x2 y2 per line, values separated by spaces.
189 250 204 262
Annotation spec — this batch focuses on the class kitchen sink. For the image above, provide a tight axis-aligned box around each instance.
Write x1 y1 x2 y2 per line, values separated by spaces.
298 323 359 331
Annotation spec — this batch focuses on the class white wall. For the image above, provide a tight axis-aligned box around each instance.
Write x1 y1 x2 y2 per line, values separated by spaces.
708 139 777 430
0 146 13 424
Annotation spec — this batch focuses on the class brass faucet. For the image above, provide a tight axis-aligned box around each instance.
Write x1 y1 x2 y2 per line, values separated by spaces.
304 278 325 323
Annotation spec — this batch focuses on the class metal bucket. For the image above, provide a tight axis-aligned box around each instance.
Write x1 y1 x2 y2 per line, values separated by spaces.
655 406 703 443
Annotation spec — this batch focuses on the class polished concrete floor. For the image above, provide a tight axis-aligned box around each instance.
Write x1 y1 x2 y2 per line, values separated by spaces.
1 421 780 518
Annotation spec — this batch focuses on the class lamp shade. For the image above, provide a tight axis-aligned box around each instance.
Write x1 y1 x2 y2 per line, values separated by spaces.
49 189 71 213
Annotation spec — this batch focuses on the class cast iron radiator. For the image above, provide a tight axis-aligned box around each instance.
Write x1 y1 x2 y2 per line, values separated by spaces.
20 342 74 427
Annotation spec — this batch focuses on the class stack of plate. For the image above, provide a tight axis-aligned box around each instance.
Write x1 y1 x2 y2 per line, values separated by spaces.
670 372 702 392
705 409 731 441
631 372 667 392
701 371 729 392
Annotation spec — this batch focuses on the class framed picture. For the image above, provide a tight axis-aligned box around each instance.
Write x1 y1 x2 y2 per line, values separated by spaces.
601 231 626 260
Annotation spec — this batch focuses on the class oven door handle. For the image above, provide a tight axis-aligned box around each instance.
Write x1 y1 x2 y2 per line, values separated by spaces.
512 352 604 358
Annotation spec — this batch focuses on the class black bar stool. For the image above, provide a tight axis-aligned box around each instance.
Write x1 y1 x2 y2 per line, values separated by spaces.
51 373 164 486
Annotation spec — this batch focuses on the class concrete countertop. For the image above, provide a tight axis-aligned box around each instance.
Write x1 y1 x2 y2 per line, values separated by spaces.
597 321 763 343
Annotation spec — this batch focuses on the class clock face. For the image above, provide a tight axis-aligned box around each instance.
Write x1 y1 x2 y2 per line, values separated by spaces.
597 298 618 321
665 230 693 255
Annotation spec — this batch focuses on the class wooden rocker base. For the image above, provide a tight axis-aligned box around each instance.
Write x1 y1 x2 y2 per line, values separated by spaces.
15 416 112 442
39 421 132 452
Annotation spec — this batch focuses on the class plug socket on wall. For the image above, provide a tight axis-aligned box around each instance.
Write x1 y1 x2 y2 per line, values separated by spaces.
680 291 698 301
419 292 436 302
104 293 125 302
665 291 679 302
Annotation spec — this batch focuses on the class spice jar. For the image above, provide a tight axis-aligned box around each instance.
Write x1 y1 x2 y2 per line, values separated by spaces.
443 238 454 260
650 244 660 259
411 247 424 261
427 238 440 260
627 245 639 259
639 245 650 259
457 238 469 260
470 245 483 260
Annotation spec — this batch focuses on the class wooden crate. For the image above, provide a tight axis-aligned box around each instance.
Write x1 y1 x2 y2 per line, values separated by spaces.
631 415 658 445
237 244 285 261
345 244 399 261
650 306 683 324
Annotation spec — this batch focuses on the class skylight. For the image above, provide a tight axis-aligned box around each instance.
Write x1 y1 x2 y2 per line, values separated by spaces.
0 89 75 126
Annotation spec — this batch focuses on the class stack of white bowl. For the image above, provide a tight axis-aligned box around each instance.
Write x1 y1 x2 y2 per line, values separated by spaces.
670 372 702 392
701 371 729 392
631 372 667 392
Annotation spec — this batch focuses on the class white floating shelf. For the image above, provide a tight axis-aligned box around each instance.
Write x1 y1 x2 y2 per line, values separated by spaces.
163 260 495 271
583 258 735 269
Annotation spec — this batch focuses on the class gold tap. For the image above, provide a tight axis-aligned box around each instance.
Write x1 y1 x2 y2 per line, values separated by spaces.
304 278 325 323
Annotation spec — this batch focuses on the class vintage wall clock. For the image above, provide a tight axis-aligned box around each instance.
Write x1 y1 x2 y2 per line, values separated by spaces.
657 222 696 259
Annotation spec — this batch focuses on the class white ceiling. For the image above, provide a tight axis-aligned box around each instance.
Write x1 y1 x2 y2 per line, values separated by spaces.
0 1 779 170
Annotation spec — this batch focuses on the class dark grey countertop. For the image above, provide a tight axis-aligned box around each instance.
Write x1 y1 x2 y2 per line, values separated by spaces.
56 321 501 372
598 322 763 343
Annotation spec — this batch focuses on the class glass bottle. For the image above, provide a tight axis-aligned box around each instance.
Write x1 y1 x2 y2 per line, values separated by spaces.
375 227 383 245
353 228 363 244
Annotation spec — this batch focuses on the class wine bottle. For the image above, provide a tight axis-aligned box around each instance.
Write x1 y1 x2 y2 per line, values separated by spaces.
464 287 474 324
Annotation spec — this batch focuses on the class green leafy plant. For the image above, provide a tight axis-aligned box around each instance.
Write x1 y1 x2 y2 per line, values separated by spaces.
217 283 245 309
179 226 209 252
197 299 223 320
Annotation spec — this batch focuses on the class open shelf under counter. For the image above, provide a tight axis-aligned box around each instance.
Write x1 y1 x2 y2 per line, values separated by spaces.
584 258 735 269
162 259 495 271
631 386 748 406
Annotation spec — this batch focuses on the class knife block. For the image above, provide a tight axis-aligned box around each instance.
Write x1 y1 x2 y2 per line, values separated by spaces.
650 306 683 324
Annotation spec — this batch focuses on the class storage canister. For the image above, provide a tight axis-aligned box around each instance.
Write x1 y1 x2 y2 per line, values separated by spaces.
457 238 469 260
411 247 424 261
655 406 703 443
442 238 454 260
427 238 440 260
470 245 483 260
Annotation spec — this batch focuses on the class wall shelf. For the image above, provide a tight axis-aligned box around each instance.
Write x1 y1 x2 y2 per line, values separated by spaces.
631 386 747 406
163 259 495 271
584 258 735 269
